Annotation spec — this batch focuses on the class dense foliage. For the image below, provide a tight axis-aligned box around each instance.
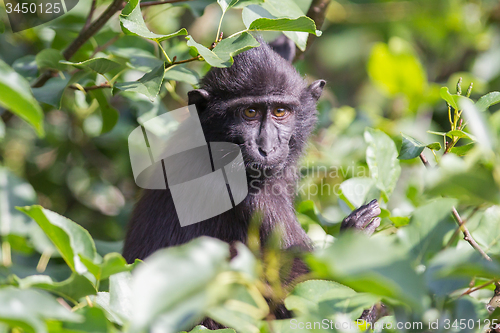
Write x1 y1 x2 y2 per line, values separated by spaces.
1 0 500 332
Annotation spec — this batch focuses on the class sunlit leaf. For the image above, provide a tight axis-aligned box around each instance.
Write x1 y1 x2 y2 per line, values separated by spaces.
450 143 474 156
446 130 476 141
440 86 458 109
0 287 81 333
120 0 188 42
0 59 44 137
426 142 441 151
17 205 98 274
284 280 379 320
248 16 320 35
13 273 96 304
364 128 401 200
476 91 500 112
79 252 133 281
306 232 426 311
129 237 230 333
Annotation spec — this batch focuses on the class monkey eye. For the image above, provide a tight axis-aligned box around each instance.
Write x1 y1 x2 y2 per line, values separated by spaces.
243 108 258 119
273 108 288 118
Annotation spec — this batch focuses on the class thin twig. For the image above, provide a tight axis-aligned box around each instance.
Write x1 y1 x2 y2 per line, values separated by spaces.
91 34 121 57
461 279 496 296
418 153 492 261
452 207 492 261
83 0 97 31
419 153 431 168
445 206 480 248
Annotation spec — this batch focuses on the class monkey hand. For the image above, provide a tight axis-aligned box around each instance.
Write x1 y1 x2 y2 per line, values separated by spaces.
340 199 381 236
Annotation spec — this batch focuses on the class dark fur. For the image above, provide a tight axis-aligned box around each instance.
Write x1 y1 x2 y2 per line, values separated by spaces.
123 40 324 262
123 38 383 326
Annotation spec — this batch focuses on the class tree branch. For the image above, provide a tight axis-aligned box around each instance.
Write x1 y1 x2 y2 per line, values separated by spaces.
294 0 331 61
32 0 124 88
83 0 97 31
419 153 492 262
140 0 192 7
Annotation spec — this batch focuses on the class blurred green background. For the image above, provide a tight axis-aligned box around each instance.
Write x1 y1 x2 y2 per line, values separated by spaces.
0 0 499 247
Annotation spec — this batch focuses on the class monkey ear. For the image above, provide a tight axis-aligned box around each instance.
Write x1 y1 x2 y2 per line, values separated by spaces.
307 80 326 101
188 89 210 111
269 35 296 62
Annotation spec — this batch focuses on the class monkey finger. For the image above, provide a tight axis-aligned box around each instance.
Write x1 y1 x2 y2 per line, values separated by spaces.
363 217 381 236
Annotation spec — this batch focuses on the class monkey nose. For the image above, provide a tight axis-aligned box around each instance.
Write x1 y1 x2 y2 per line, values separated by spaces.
258 146 275 157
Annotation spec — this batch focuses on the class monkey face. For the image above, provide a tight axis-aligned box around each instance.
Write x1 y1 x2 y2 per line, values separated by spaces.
231 102 297 172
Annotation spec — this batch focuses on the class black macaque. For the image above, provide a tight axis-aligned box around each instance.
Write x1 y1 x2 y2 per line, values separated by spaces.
123 36 381 326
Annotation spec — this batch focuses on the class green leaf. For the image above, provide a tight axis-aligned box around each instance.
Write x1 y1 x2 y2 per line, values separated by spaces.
0 167 37 236
284 280 379 320
339 177 376 208
446 130 476 141
426 163 500 205
35 49 66 71
440 86 458 109
32 76 70 109
212 32 260 64
79 252 133 281
128 237 230 333
89 89 119 134
217 0 239 13
473 206 500 256
120 0 188 42
426 142 442 151
306 232 426 311
64 307 110 333
458 97 495 150
475 91 500 112
205 283 268 333
364 128 401 200
390 216 410 227
248 16 320 35
13 273 96 304
92 272 133 326
0 287 81 333
60 58 122 75
164 66 199 86
0 59 44 137
114 64 165 101
186 35 230 68
17 205 98 274
397 198 457 263
241 2 310 50
450 142 474 156
398 133 426 160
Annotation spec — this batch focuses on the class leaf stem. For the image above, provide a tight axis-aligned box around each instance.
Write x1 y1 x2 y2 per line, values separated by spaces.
157 42 172 63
